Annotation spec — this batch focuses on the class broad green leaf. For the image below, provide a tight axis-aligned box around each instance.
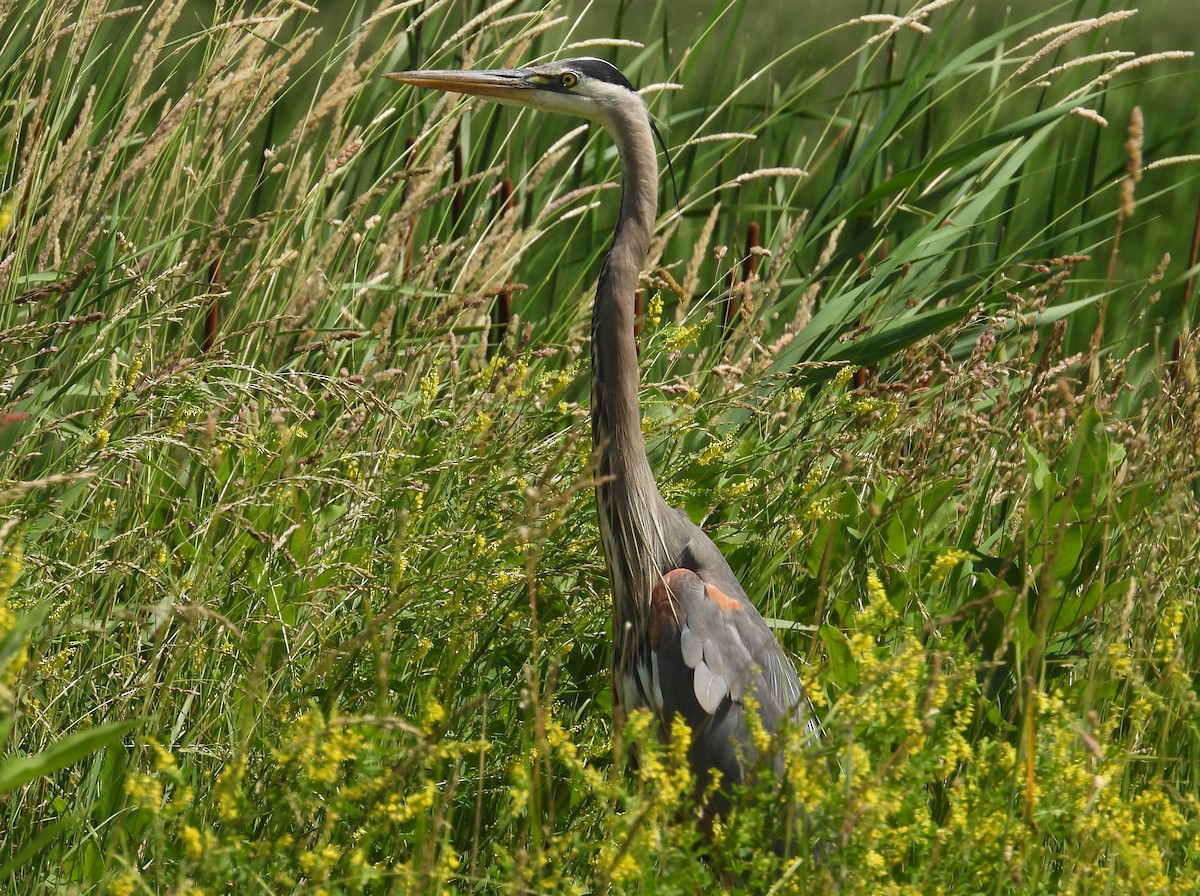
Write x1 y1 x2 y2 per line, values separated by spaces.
819 624 856 687
0 720 136 794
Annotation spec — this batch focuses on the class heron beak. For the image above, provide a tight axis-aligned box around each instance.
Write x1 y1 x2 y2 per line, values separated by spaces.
384 68 540 104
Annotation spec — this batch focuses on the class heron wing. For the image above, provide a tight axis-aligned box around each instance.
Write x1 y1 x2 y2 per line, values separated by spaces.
648 567 811 788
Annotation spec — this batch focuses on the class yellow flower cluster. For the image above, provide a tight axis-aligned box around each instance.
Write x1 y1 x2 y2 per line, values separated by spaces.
490 569 523 589
214 762 244 822
467 411 493 436
635 710 695 809
803 495 838 521
726 476 760 499
645 291 664 329
107 873 138 896
800 464 824 495
859 570 899 631
697 434 734 466
1105 640 1133 675
601 845 640 885
270 710 366 785
124 771 164 811
1155 599 1188 662
419 370 439 411
124 349 144 392
146 737 178 774
832 364 858 389
0 537 26 687
544 716 605 792
536 361 580 399
508 757 531 818
422 698 446 733
299 844 342 881
929 547 971 582
847 396 881 415
179 824 204 861
664 322 702 352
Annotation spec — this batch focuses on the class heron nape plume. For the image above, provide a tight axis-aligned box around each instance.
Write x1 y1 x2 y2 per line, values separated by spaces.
387 57 816 817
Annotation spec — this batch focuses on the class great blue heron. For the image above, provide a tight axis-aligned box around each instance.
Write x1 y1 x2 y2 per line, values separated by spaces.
387 57 814 813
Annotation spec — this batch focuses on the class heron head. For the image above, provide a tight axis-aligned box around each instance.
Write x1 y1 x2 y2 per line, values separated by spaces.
385 57 646 127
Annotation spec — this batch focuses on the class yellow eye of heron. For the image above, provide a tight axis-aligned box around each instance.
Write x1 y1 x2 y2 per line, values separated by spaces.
560 72 578 89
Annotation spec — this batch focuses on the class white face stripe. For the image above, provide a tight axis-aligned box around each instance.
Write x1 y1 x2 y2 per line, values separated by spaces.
514 73 647 131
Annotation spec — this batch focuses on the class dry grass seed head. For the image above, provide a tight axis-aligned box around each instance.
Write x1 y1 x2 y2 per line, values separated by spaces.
55 0 117 68
1043 50 1136 79
793 219 845 332
1013 11 1138 79
1063 51 1194 104
437 0 520 59
682 202 720 304
1119 106 1145 217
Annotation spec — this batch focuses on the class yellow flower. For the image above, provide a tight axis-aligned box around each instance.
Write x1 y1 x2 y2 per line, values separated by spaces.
419 371 440 411
645 291 664 328
697 435 731 466
726 476 759 499
468 411 493 436
107 873 138 896
423 698 446 732
215 763 244 822
0 537 22 597
930 548 971 582
866 569 887 604
389 781 439 823
98 382 120 420
299 844 341 881
123 771 163 812
832 364 858 389
605 849 640 884
849 396 882 414
1106 641 1133 675
804 495 837 521
0 542 26 689
800 465 824 494
179 824 203 860
664 323 701 352
146 738 178 774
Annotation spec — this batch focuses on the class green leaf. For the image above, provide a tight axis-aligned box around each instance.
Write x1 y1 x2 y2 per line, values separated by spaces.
1023 440 1055 493
819 624 856 686
0 815 76 880
0 720 136 794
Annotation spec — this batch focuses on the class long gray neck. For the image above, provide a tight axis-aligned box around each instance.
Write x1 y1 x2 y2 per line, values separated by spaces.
591 103 671 633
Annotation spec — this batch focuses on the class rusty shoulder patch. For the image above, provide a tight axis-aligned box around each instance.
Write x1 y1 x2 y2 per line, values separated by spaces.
649 569 692 649
703 581 742 613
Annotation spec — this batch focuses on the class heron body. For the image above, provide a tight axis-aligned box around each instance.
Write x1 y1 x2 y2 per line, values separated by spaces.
388 58 813 810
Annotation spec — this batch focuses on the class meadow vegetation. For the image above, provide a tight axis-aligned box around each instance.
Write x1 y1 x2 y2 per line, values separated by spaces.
2 0 1199 892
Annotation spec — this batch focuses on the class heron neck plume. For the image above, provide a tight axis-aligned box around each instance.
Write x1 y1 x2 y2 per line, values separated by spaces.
591 101 670 627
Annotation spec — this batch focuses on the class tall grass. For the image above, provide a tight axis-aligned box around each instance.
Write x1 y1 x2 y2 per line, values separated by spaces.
2 0 1198 892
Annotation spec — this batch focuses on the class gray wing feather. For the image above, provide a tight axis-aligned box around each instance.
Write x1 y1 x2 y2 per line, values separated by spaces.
692 660 726 714
649 565 813 796
679 626 703 668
